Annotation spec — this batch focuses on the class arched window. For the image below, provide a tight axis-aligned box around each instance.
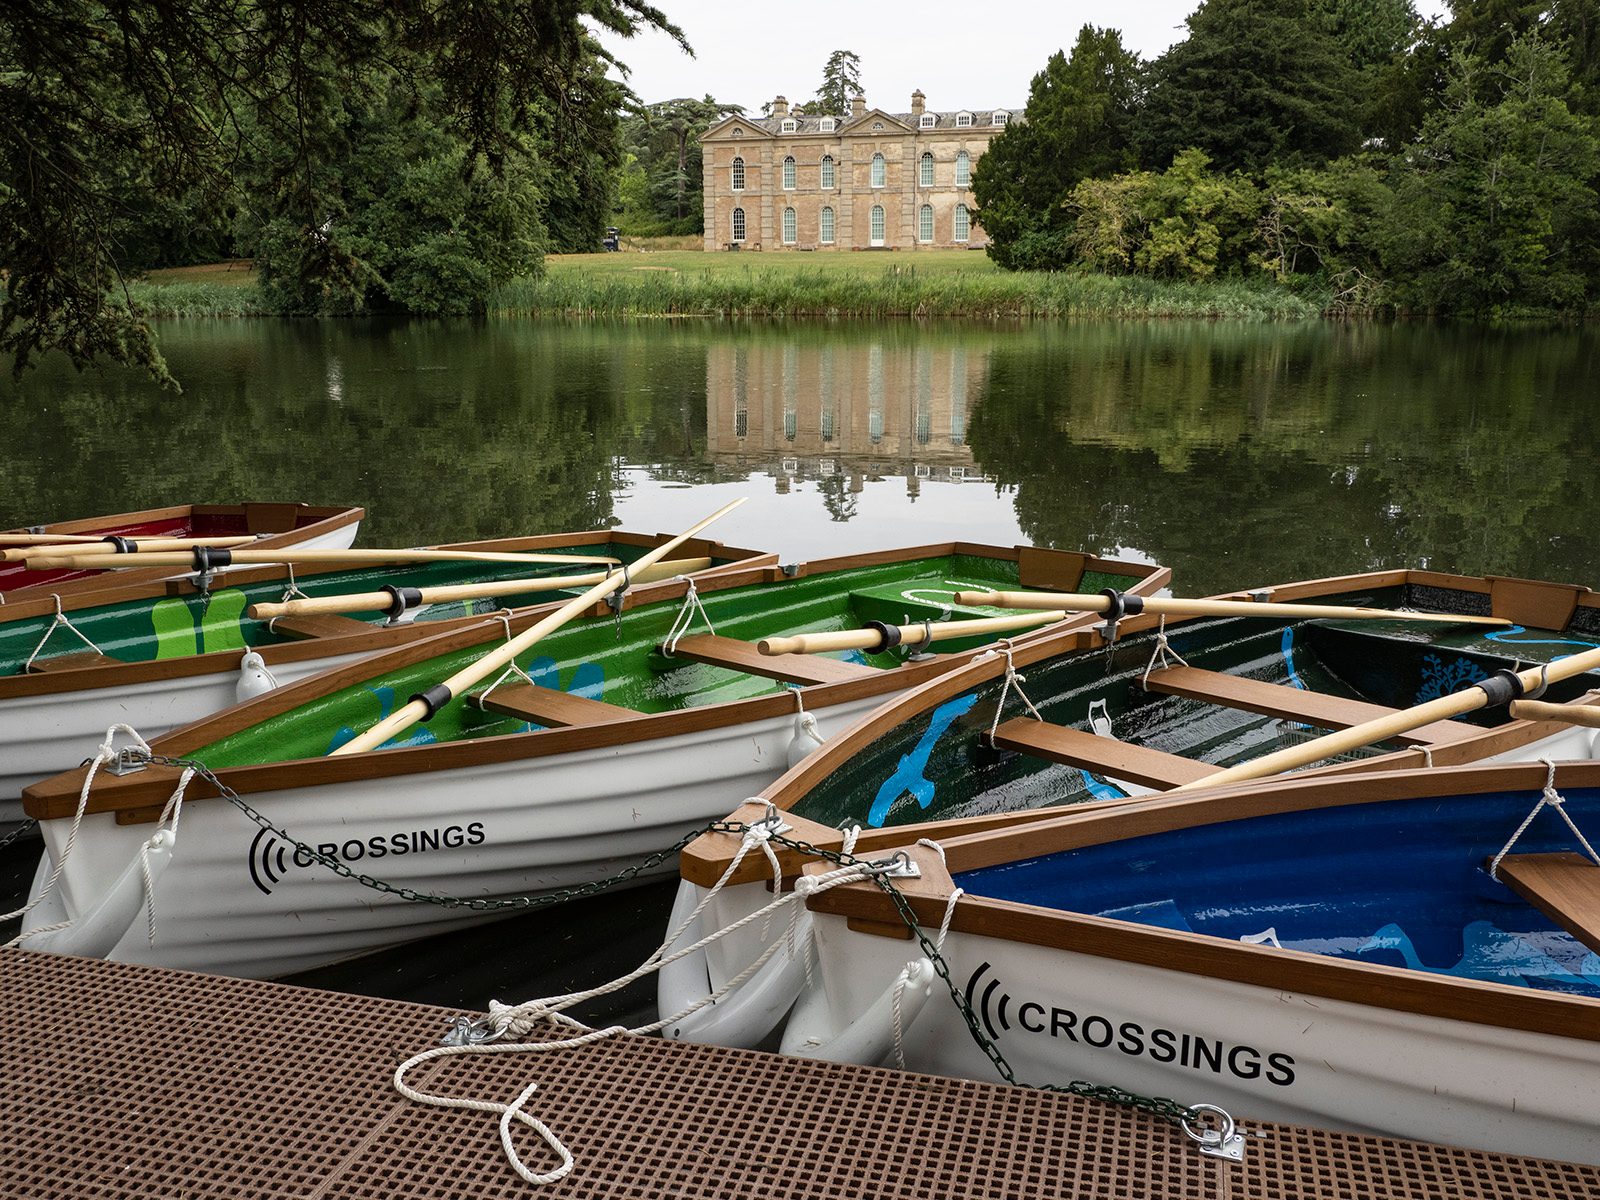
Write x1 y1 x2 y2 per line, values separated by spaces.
955 151 970 188
731 157 745 191
782 156 796 190
919 204 934 242
782 207 797 244
871 152 885 188
732 207 746 242
920 152 934 188
870 204 885 246
954 204 969 243
820 155 835 189
820 206 835 244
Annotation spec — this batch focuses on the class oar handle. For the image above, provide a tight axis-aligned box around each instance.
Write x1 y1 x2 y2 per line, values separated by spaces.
329 499 746 756
2 536 256 563
1509 699 1600 730
26 547 623 570
759 609 1064 657
955 590 1512 628
1170 648 1600 793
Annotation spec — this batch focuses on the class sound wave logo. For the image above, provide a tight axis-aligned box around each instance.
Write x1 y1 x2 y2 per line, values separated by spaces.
964 961 1013 1041
248 827 291 896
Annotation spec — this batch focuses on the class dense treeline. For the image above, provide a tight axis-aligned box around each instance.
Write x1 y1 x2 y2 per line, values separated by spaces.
973 0 1600 314
0 0 679 380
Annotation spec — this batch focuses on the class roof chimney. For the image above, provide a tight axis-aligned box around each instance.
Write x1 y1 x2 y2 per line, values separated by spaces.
772 94 789 118
851 95 866 118
911 90 925 116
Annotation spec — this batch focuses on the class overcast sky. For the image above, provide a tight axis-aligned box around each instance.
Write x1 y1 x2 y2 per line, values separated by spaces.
596 0 1451 115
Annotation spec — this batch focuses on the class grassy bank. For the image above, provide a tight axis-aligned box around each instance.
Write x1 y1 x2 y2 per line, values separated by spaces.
121 251 1329 320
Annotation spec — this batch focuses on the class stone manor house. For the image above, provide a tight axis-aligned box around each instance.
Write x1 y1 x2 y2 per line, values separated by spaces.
701 92 1010 252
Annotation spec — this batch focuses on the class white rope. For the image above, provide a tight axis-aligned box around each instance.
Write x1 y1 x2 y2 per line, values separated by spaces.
1489 760 1600 881
661 577 714 655
266 566 311 636
889 840 963 1069
1420 746 1433 769
987 639 1044 743
394 850 880 1185
23 594 105 672
790 685 826 748
1139 617 1191 690
475 612 536 709
4 724 151 939
137 768 193 946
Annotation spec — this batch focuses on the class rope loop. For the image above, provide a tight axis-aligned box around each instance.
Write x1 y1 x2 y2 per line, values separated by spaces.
23 594 105 672
1139 617 1191 691
1489 759 1600 881
987 640 1045 743
662 577 714 655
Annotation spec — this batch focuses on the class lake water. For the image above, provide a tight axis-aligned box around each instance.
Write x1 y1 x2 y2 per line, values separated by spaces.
3 316 1598 1013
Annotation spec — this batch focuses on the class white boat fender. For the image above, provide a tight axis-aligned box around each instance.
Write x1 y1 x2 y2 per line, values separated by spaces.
235 651 281 703
780 953 936 1067
658 879 813 1048
20 828 177 958
785 687 826 770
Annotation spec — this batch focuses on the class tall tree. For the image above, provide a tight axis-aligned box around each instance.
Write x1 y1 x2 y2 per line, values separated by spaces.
1137 0 1365 174
622 96 741 229
972 28 1143 270
813 51 864 116
0 0 683 383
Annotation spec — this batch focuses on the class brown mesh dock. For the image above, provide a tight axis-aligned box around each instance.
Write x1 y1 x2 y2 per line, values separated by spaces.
2 946 1596 1199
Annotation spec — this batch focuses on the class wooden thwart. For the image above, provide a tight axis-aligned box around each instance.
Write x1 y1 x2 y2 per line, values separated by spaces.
989 717 1218 790
666 634 875 686
473 683 639 728
1494 853 1600 955
1144 666 1473 747
24 650 123 673
266 614 376 641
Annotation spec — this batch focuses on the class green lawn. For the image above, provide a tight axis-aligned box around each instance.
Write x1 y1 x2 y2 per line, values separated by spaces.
546 248 1001 279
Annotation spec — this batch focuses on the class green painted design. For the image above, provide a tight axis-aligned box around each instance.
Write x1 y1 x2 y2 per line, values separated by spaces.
150 597 199 660
199 589 249 654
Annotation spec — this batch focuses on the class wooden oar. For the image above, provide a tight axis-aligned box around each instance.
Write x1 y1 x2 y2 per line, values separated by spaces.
1 531 213 545
25 547 622 570
2 536 258 563
759 609 1064 657
246 557 712 620
1509 699 1600 730
330 498 746 756
954 589 1512 628
1169 648 1600 793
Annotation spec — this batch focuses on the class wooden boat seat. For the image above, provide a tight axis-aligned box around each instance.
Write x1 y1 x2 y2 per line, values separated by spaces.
473 683 640 728
990 717 1218 790
25 650 123 673
267 613 375 640
1143 666 1474 747
664 634 875 687
1492 853 1600 955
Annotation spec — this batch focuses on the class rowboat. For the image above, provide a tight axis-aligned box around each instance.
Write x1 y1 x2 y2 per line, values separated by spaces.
0 502 363 595
660 569 1600 1049
775 760 1600 1165
15 542 1165 978
0 530 770 820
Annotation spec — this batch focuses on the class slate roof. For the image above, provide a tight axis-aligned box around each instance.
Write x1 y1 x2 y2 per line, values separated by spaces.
727 109 1014 136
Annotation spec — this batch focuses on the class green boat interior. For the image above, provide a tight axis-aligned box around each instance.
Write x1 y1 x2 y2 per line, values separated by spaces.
786 580 1600 830
192 551 1148 768
0 539 750 675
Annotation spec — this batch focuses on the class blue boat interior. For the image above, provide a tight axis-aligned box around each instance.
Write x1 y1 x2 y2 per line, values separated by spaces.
955 787 1600 998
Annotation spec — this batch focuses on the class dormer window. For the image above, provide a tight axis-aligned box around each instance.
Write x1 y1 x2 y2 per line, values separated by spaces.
819 117 836 132
919 114 935 129
993 111 1010 126
781 118 797 133
955 111 973 127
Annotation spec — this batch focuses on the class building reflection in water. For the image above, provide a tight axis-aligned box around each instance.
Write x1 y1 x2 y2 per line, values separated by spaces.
707 340 988 513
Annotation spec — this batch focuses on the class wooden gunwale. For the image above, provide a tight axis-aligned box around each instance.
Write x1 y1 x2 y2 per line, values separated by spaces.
19 546 1171 819
0 534 774 700
673 570 1600 885
3 504 364 597
801 760 1600 1043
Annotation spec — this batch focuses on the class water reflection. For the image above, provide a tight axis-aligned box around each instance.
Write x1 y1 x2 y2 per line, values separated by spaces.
3 318 1597 593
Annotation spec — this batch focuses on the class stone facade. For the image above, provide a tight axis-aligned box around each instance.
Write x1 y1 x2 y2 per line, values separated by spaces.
700 92 1010 252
